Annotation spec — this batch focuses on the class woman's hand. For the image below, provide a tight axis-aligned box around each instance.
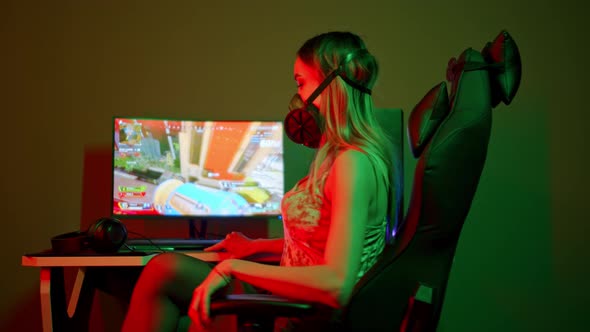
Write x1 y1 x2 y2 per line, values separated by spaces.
204 232 256 258
188 260 233 332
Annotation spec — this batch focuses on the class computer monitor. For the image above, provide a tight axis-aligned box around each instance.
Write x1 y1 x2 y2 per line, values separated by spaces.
112 117 284 218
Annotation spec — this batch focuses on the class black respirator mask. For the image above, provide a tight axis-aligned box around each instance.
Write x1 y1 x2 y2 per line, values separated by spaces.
284 63 372 148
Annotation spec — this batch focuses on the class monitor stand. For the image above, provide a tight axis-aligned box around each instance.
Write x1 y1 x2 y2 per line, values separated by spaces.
188 218 208 240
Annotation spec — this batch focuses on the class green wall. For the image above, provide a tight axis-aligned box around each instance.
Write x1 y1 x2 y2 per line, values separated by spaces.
1 0 587 331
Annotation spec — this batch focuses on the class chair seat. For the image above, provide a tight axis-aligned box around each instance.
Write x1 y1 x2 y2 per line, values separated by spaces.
210 294 317 317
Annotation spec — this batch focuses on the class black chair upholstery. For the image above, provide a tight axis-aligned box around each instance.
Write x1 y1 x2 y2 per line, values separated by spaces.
209 30 522 332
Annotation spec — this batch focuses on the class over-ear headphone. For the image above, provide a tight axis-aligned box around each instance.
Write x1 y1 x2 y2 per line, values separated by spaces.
51 217 128 254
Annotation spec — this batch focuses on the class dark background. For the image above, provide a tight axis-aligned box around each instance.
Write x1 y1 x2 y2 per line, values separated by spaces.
1 0 587 331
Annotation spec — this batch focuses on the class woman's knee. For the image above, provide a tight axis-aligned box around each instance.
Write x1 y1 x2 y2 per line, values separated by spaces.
144 252 181 273
140 252 212 286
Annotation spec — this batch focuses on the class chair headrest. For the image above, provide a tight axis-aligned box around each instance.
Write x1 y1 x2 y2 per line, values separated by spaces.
481 30 522 107
446 30 522 108
408 30 521 158
407 82 450 158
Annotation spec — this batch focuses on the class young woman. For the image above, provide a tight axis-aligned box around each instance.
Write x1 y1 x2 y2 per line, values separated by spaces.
121 31 401 332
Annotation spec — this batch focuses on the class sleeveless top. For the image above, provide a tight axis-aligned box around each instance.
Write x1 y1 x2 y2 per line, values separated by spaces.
279 167 387 283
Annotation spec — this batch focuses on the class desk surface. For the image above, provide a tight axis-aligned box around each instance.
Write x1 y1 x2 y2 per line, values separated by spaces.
22 250 280 267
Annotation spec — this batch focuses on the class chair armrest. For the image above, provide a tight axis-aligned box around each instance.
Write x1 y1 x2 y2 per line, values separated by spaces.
210 294 316 317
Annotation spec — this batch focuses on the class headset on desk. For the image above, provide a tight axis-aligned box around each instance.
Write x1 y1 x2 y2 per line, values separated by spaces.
51 217 128 255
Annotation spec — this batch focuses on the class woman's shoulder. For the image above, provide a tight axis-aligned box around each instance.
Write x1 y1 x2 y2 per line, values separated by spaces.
332 147 372 168
326 148 374 185
323 147 376 203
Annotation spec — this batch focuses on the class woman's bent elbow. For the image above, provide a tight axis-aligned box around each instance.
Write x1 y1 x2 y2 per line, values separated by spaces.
335 289 353 308
326 281 352 309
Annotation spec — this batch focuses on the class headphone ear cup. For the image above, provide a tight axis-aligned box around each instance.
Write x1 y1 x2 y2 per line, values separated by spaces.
87 217 127 253
87 217 102 237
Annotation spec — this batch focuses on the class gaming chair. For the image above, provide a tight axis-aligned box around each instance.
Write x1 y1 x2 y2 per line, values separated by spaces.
205 30 522 332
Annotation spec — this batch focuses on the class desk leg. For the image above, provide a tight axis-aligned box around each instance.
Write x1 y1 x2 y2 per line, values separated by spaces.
69 267 95 332
39 268 54 332
68 268 87 318
40 267 67 332
39 267 96 332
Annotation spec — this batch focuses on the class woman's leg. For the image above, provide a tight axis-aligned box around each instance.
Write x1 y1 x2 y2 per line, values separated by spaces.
121 252 214 332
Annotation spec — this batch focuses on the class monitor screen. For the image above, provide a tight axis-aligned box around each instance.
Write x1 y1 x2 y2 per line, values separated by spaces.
112 118 284 217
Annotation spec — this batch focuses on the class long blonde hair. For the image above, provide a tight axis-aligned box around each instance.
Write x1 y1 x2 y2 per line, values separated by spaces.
298 32 402 228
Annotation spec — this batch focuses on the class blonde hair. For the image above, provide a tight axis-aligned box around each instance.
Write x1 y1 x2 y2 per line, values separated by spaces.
298 32 402 224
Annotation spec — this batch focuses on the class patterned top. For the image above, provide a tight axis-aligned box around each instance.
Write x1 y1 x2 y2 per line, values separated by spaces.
279 169 387 282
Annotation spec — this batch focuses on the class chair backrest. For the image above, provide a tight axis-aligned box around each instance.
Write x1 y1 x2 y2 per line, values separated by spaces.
373 108 405 238
340 30 522 332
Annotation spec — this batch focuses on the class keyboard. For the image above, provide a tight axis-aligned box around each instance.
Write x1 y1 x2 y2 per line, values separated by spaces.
126 238 221 250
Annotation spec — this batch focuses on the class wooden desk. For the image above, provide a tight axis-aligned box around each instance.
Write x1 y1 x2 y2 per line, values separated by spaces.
22 250 280 332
